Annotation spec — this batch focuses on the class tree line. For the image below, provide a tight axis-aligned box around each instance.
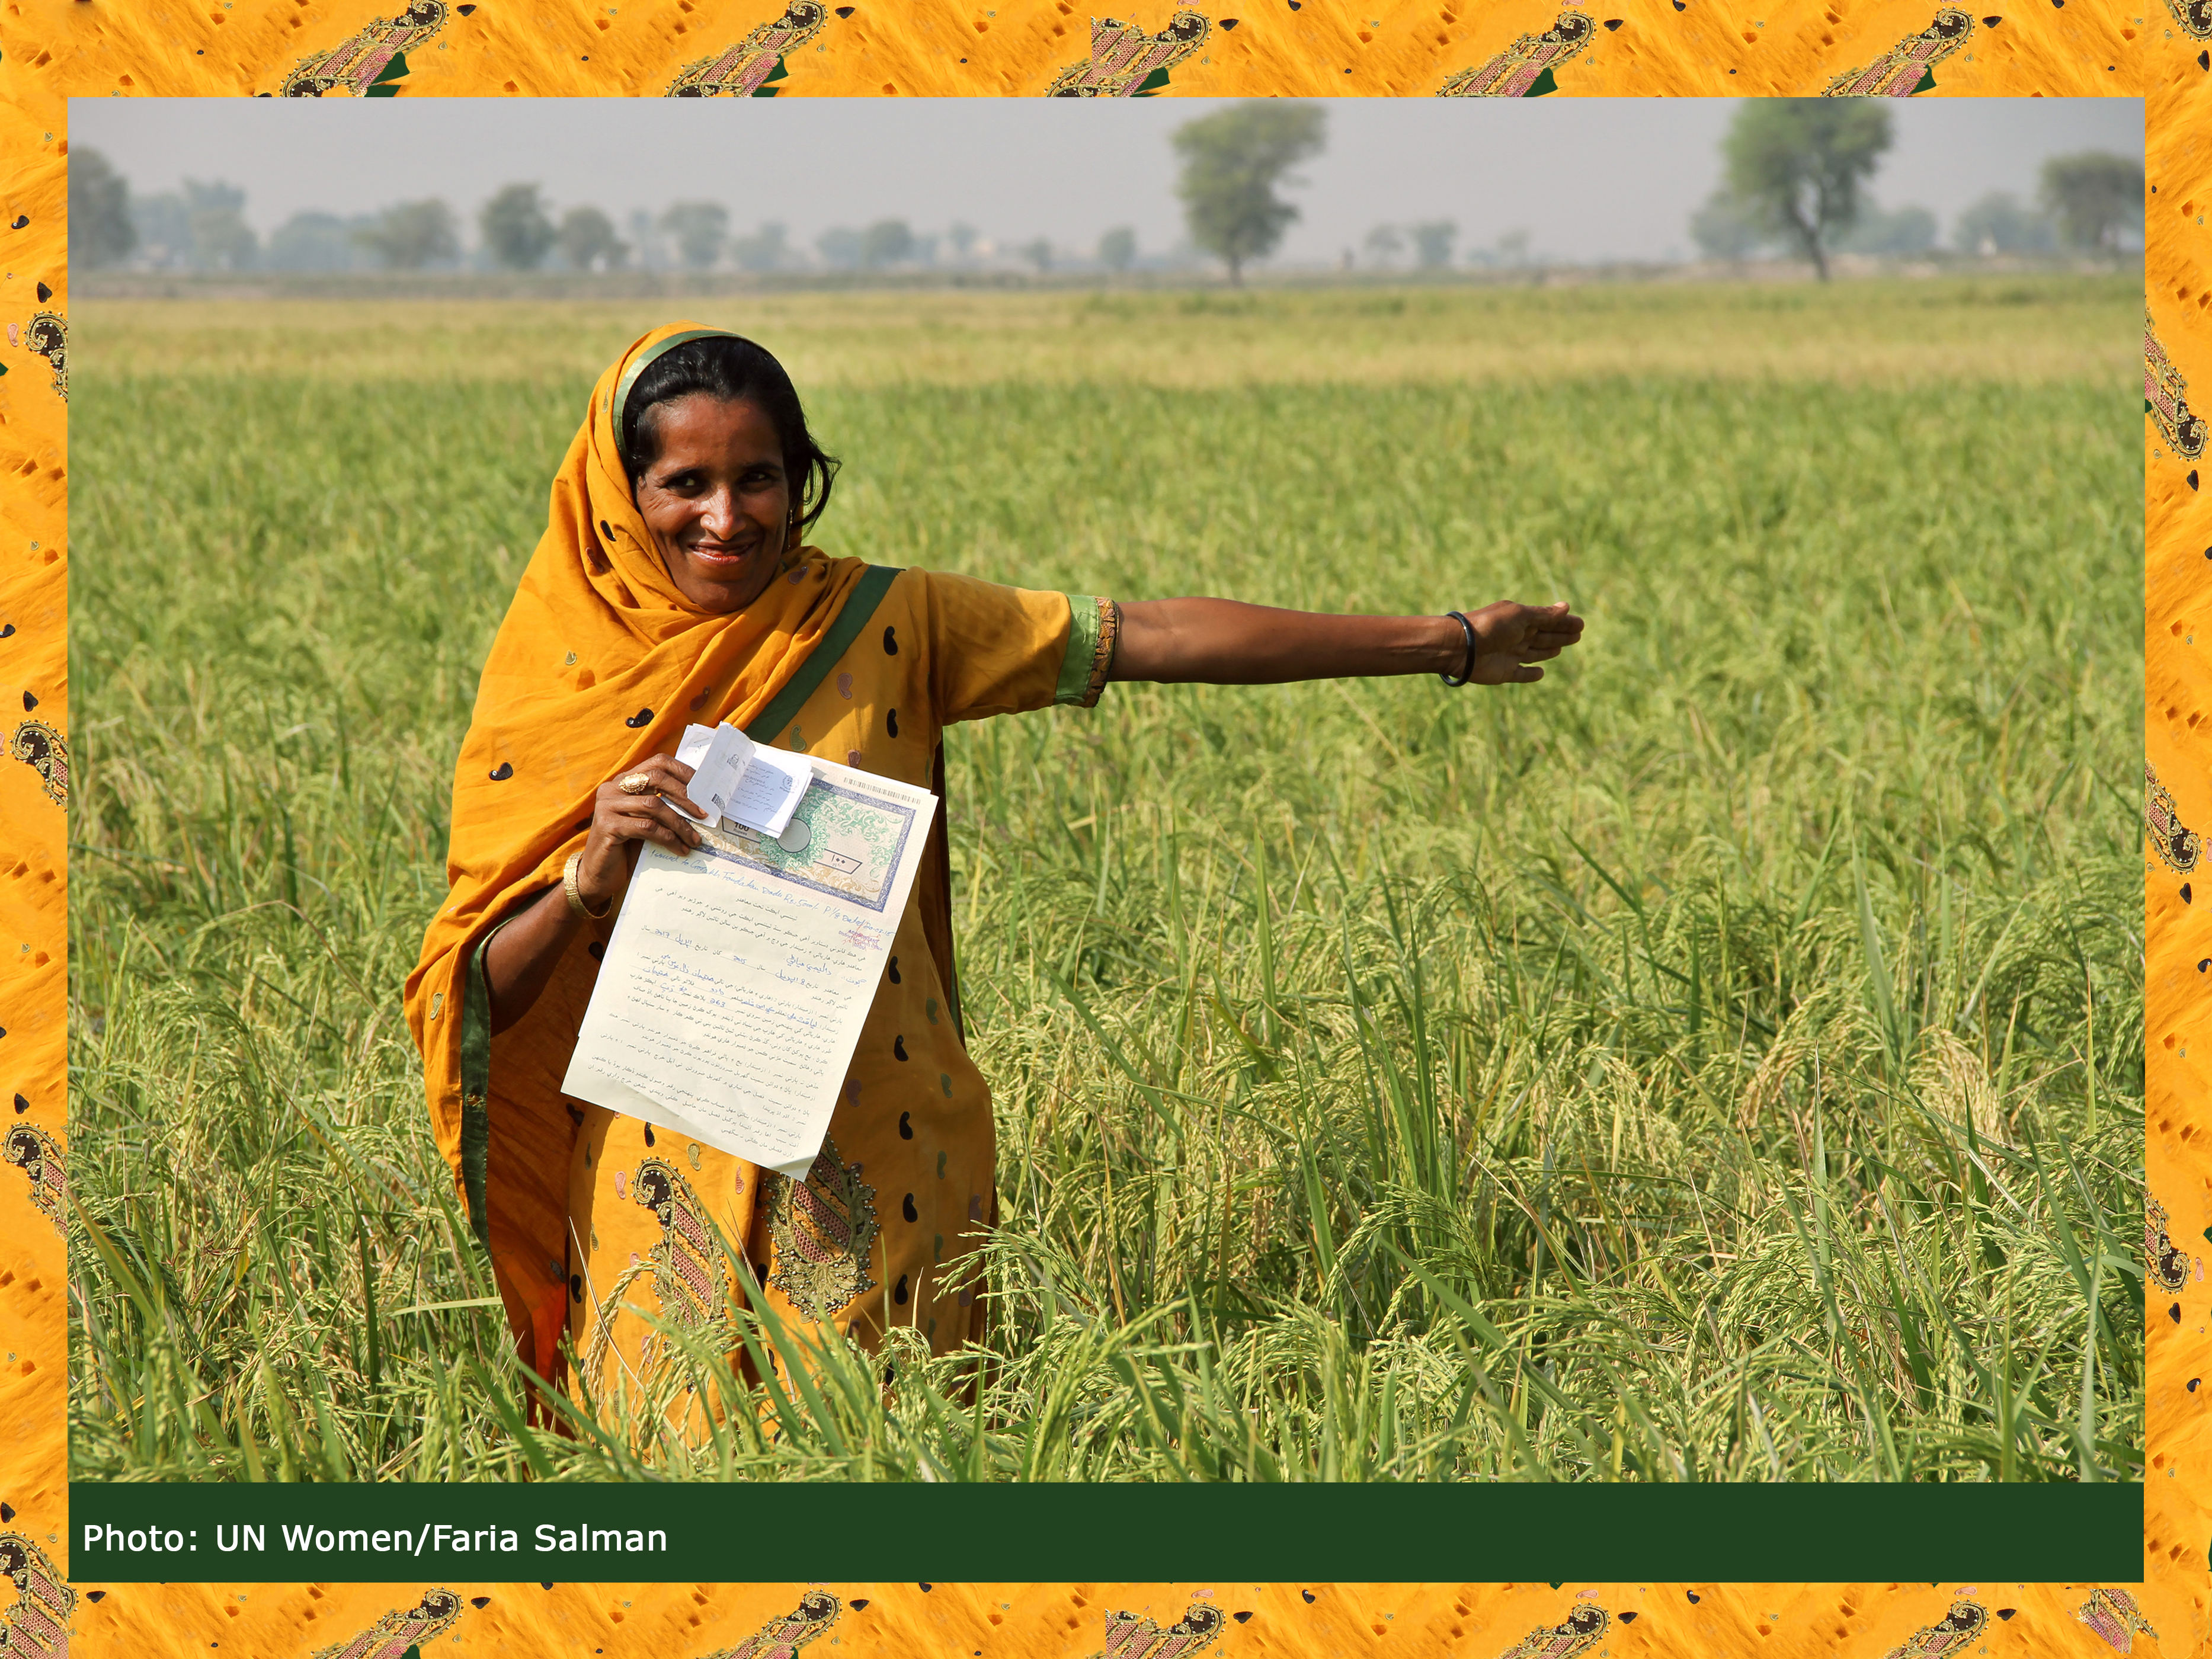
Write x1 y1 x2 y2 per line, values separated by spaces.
68 157 1188 277
67 107 1331 283
1689 102 2141 276
71 103 2140 285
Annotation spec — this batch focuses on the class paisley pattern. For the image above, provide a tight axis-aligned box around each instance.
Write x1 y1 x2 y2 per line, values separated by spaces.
6 720 66 808
2 1125 64 1237
1822 8 1975 97
310 1588 465 1659
667 1 828 97
1494 1603 1609 1659
2147 309 2208 461
1090 1603 1224 1659
0 1535 73 1659
278 0 449 97
633 1155 725 1327
709 1589 841 1659
2074 1586 2159 1653
765 1133 879 1322
1046 9 1211 98
21 312 64 401
2149 1194 2194 1294
2164 0 2212 40
1437 12 1592 97
2146 761 2201 873
1881 1599 1987 1659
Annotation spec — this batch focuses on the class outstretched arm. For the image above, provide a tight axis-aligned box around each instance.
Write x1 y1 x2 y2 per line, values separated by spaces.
1109 597 1584 686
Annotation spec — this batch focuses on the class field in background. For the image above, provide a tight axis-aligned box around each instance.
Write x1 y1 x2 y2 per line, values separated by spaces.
69 277 2144 1482
84 274 2130 387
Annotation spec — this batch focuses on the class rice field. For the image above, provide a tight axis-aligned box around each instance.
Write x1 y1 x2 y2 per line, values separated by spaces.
68 276 2144 1482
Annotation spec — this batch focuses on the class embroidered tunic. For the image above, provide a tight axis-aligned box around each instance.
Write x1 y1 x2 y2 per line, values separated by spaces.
535 571 1116 1397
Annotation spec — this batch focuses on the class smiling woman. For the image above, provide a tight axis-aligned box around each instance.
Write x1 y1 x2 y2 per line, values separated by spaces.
405 321 1582 1419
621 332 841 616
632 398 806 608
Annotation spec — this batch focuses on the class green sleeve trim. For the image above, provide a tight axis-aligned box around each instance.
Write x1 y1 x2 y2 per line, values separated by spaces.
459 915 521 1254
1055 594 1103 707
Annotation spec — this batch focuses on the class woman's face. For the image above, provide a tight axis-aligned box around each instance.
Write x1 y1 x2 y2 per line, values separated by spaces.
633 394 793 614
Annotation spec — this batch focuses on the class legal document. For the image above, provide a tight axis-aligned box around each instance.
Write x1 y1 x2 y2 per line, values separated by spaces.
561 752 936 1177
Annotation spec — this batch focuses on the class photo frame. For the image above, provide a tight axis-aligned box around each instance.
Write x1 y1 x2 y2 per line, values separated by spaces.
0 1 2187 1653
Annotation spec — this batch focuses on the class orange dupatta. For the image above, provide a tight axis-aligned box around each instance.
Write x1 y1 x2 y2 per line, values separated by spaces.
402 322 871 1283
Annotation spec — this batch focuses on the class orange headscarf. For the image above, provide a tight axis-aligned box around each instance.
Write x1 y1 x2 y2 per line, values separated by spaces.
404 321 870 1218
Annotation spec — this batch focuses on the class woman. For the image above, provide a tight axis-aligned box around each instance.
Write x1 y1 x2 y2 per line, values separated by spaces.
404 322 1583 1413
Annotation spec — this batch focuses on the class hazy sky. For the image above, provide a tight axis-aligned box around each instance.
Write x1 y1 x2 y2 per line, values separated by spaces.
73 97 2141 265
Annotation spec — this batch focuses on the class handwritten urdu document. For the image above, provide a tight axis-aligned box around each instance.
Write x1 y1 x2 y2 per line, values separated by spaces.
561 755 937 1178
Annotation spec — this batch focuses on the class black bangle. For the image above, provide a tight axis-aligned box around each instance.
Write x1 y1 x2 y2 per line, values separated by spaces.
1438 611 1478 687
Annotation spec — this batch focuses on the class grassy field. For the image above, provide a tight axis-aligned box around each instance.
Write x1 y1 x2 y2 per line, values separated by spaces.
69 276 2144 1482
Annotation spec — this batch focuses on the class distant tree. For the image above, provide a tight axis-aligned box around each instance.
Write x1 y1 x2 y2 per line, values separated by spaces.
1021 237 1054 274
1362 224 1404 268
729 221 789 272
355 199 459 270
69 148 136 269
127 194 193 269
1835 203 1937 255
814 225 863 269
1687 189 1765 261
946 222 979 263
267 210 372 272
1097 225 1138 272
861 219 915 268
662 201 730 271
1493 228 1531 267
1171 102 1327 285
628 208 668 271
184 180 257 271
556 205 626 271
1721 99 1893 281
2038 150 2143 257
1408 219 1458 271
481 184 556 270
1952 190 2056 256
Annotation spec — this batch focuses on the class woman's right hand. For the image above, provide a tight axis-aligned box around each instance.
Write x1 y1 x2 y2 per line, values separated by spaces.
574 752 708 912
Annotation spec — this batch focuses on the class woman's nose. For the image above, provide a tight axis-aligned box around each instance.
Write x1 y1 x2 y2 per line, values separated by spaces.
698 487 739 536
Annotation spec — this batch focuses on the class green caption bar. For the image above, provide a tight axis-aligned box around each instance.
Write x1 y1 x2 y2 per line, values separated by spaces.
68 1484 2140 1585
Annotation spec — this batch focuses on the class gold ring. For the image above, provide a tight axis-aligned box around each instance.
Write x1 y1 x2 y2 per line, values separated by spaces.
617 771 655 795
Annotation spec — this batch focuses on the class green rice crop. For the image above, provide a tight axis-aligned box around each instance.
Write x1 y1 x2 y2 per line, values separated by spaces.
68 277 2144 1482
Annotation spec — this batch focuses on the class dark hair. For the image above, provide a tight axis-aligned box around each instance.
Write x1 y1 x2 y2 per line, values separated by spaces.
620 335 840 541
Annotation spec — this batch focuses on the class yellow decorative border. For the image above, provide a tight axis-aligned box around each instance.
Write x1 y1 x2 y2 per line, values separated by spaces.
2 2 2179 1654
1821 7 1975 99
1044 8 1211 98
1438 12 1596 99
665 0 829 97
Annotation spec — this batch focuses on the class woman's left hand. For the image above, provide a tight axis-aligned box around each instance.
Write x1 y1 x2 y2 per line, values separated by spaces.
1458 600 1586 683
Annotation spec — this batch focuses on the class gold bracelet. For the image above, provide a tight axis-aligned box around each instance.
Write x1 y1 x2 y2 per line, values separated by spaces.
564 849 612 920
